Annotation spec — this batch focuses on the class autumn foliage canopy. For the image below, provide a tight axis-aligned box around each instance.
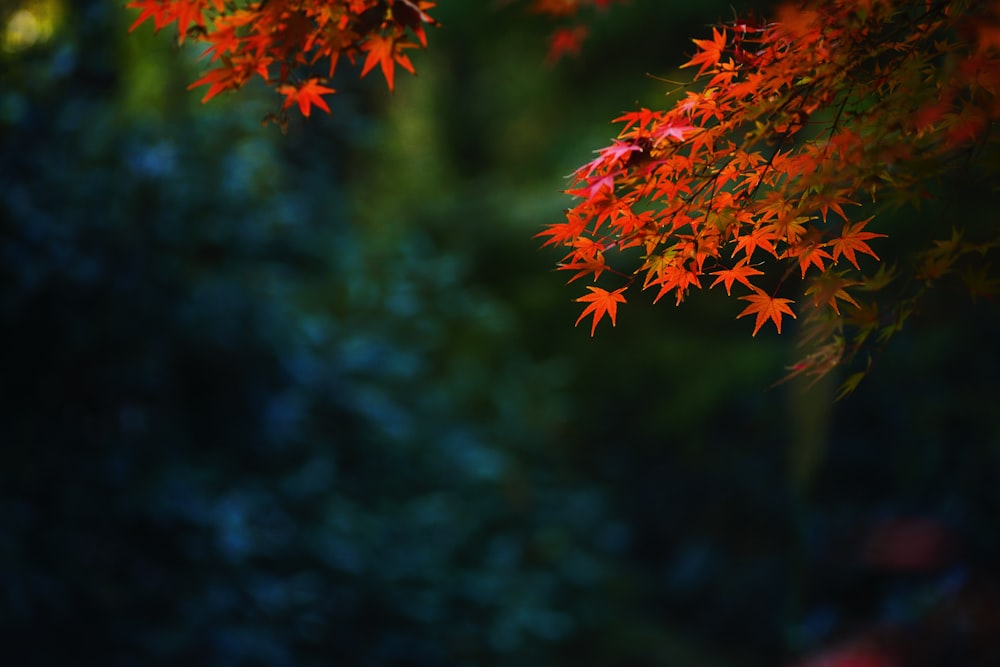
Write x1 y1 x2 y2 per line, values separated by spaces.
128 0 1000 394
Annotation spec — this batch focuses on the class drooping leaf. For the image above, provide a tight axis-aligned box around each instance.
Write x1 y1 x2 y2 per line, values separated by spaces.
681 27 727 76
128 0 438 114
278 79 335 117
360 34 418 92
575 286 628 336
737 289 796 336
830 218 886 269
709 259 764 296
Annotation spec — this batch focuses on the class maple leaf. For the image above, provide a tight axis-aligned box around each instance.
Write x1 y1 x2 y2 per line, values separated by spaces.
804 271 861 314
546 26 588 63
649 263 702 305
201 24 244 62
535 211 588 248
575 286 627 336
612 108 662 133
170 0 208 42
188 66 236 103
187 53 272 102
595 139 643 168
392 0 440 46
732 225 779 260
790 242 834 278
766 214 811 247
278 78 336 117
858 263 896 292
652 121 696 143
559 249 608 283
737 289 796 336
567 173 616 201
640 251 678 287
681 27 727 77
709 259 764 295
830 218 886 269
361 34 418 92
813 190 859 223
127 0 172 32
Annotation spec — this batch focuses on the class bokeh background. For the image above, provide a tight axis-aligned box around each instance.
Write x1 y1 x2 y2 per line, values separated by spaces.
2 1 999 665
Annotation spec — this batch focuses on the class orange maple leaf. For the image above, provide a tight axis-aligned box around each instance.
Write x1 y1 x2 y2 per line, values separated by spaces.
737 289 796 335
649 263 702 305
361 34 417 92
559 252 608 283
709 259 764 295
279 78 336 117
830 217 886 269
187 54 271 102
732 225 779 260
790 243 834 278
612 107 663 133
681 27 727 77
170 0 208 43
575 286 627 336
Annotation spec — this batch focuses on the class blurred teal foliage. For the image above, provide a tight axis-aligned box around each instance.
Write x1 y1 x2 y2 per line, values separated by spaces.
2 1 999 666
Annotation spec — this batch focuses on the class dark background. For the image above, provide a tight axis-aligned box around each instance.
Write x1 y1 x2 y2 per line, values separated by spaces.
2 1 998 665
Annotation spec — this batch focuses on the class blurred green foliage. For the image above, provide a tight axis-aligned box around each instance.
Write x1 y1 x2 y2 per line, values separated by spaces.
1 1 999 666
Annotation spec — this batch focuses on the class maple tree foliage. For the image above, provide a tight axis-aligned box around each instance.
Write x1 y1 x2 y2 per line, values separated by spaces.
123 0 615 118
127 0 1000 394
537 0 1000 394
127 0 441 127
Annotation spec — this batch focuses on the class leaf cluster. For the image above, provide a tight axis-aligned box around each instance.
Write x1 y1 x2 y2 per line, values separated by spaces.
127 0 439 122
539 0 1000 393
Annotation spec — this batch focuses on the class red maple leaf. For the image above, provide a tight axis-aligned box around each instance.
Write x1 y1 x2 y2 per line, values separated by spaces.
361 34 418 92
575 286 627 336
737 289 796 335
652 121 696 143
127 0 172 32
612 107 662 133
709 259 764 295
187 54 272 102
830 217 886 269
649 263 702 305
732 225 779 260
681 27 727 77
279 78 336 117
791 242 834 278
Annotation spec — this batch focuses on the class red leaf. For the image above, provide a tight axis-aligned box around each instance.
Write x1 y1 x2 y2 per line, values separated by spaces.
278 78 336 117
681 27 727 76
126 0 171 32
709 259 764 295
575 286 627 336
790 243 834 278
732 226 779 261
830 217 886 269
361 34 417 92
737 289 796 335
